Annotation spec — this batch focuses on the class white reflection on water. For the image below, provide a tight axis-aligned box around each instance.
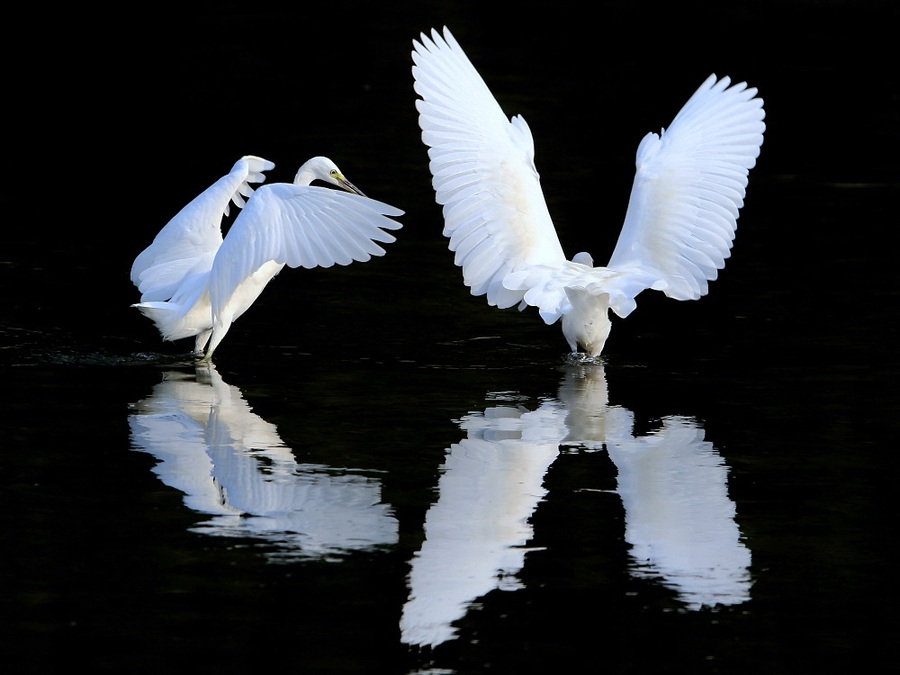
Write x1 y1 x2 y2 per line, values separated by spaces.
607 415 752 610
128 365 398 561
401 363 751 648
400 396 564 648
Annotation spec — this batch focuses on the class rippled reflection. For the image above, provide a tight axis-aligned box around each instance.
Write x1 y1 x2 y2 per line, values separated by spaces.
128 365 398 561
607 415 752 610
401 363 751 647
400 394 563 648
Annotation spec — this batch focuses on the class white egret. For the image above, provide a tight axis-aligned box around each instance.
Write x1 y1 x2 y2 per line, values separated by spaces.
412 27 766 359
131 155 404 361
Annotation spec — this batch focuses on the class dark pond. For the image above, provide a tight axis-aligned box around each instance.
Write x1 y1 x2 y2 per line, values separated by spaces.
3 1 897 673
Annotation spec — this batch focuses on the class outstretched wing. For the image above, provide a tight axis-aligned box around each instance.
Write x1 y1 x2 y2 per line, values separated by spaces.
604 75 766 316
412 26 567 310
208 184 403 321
131 155 275 302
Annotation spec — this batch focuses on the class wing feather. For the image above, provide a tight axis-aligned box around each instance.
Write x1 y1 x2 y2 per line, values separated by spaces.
606 74 765 310
131 156 274 301
208 185 403 320
413 26 567 310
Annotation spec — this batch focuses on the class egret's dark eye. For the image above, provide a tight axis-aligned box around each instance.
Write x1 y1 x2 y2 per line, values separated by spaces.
330 170 338 178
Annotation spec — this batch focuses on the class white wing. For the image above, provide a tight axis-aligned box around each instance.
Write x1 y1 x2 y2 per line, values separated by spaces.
131 155 274 301
208 184 403 320
412 26 567 310
604 75 766 314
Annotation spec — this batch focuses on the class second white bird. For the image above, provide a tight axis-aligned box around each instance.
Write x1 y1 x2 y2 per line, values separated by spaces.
412 26 766 359
131 156 404 361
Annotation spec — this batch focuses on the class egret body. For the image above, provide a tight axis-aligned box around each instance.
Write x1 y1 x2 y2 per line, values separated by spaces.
131 156 403 361
412 27 766 359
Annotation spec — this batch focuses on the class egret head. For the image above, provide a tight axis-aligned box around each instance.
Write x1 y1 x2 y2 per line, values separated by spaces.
294 156 366 196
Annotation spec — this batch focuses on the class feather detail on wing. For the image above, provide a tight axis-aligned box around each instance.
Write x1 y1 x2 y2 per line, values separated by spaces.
413 26 567 310
208 185 403 321
131 156 275 302
604 75 766 316
502 261 654 326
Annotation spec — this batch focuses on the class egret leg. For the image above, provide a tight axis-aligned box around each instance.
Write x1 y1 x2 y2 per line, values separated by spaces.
199 319 232 363
193 329 212 356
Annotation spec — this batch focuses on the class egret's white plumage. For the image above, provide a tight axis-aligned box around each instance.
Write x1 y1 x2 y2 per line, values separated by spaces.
131 155 403 361
412 27 766 358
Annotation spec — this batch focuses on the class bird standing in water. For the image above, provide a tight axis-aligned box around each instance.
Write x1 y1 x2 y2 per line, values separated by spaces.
131 155 403 361
412 26 765 360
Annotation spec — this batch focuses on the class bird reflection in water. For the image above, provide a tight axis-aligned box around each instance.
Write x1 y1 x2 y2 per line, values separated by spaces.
128 365 398 561
401 363 751 648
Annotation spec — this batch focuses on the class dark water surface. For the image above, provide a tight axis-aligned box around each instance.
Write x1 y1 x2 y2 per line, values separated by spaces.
3 2 898 673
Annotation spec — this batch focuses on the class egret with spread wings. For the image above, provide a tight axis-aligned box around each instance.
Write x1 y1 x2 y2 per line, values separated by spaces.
412 27 765 360
131 156 403 361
